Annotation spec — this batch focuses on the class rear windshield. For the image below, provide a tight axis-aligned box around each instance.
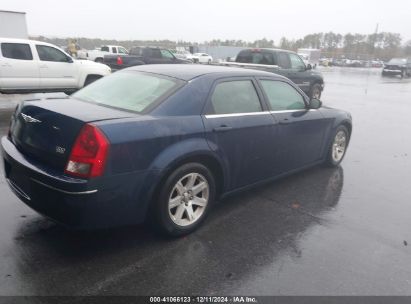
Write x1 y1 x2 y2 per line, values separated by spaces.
73 71 183 113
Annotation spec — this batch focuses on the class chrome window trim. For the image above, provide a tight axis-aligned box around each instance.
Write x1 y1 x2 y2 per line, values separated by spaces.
31 178 98 195
269 109 317 113
204 111 271 119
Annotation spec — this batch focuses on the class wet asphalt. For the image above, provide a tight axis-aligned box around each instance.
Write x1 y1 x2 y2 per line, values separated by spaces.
0 67 411 296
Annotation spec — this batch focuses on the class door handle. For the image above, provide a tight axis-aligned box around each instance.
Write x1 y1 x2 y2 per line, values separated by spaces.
213 125 233 132
1 63 11 67
279 118 291 125
39 64 48 68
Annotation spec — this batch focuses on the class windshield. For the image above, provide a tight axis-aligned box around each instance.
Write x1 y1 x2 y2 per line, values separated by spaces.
73 71 183 113
388 58 407 65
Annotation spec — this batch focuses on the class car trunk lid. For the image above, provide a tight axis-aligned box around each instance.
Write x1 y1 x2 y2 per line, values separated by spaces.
9 97 134 172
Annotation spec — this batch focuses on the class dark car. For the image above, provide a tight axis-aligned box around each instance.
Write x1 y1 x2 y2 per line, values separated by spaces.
1 65 352 236
103 46 191 71
234 48 325 99
382 58 411 78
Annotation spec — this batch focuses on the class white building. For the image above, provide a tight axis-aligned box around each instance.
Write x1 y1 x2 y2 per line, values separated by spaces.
0 10 28 39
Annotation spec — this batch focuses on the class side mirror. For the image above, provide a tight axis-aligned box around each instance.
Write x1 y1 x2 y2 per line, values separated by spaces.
67 56 73 63
306 63 312 70
309 98 322 109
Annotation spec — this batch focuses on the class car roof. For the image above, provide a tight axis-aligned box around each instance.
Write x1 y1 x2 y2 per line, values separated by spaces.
0 37 61 49
127 64 286 81
238 48 296 54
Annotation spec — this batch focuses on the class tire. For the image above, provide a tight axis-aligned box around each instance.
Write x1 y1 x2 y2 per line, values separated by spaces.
95 57 103 63
152 163 216 237
325 125 350 167
84 75 101 87
310 83 322 99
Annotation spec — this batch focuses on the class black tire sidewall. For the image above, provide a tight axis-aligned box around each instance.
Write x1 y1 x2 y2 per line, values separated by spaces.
326 125 349 167
155 163 216 237
311 83 322 99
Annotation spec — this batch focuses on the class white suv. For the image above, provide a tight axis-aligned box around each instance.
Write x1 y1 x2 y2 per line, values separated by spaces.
0 38 111 94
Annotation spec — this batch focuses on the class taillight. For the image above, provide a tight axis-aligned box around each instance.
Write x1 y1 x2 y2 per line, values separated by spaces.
65 124 109 178
117 56 123 65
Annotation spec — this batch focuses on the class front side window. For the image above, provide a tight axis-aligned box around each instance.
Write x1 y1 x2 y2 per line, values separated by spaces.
36 45 70 62
261 80 306 111
161 49 174 59
73 71 182 113
209 80 262 114
289 53 306 70
277 52 291 69
101 46 109 52
1 43 33 60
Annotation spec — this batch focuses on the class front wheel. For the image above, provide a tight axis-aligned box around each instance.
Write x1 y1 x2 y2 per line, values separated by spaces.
325 125 350 167
152 163 216 237
310 83 322 99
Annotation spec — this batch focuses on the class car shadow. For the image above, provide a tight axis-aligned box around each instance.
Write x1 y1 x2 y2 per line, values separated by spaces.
11 165 344 295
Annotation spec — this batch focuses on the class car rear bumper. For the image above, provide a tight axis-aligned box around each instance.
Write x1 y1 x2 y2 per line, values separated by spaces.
1 136 155 229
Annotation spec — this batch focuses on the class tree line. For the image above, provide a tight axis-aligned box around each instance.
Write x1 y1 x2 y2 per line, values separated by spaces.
33 32 411 60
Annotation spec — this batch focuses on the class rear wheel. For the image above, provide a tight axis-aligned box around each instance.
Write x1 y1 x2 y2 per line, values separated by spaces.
325 125 349 167
95 57 103 63
152 163 215 237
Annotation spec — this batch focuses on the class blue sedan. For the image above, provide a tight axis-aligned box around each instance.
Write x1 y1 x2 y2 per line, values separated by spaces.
1 65 352 236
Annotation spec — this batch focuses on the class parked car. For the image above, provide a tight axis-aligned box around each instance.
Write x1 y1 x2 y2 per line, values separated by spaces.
77 45 128 63
222 48 324 99
382 58 411 78
171 49 195 62
103 46 191 71
2 65 352 236
192 53 213 64
0 38 111 94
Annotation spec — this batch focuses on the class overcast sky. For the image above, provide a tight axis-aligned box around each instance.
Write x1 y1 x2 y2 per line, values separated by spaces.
2 0 411 43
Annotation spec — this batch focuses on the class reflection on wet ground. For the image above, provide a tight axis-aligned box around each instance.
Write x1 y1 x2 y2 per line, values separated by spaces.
0 67 411 295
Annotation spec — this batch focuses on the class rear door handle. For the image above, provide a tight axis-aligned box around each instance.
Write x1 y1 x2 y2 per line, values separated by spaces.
279 118 291 125
1 63 11 67
213 125 233 132
39 64 48 68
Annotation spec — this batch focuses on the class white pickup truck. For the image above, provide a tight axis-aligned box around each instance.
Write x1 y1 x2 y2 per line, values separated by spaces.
77 45 128 63
0 38 111 94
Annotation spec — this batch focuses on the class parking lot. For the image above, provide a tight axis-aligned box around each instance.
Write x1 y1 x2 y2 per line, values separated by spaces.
0 67 411 295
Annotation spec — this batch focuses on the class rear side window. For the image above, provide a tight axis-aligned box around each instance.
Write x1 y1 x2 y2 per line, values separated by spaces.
236 50 276 65
73 71 182 113
1 43 33 60
209 80 262 114
261 80 306 111
36 45 70 62
101 46 109 52
112 47 117 53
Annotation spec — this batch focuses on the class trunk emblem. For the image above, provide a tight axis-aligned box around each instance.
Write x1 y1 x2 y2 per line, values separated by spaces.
21 113 41 123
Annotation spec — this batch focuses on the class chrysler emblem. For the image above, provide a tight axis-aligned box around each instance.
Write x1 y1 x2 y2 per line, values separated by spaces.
21 113 41 123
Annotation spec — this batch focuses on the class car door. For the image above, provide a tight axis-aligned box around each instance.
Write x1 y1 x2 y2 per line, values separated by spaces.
287 53 312 94
258 78 328 174
202 78 278 190
35 44 78 89
160 49 177 64
0 42 40 90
